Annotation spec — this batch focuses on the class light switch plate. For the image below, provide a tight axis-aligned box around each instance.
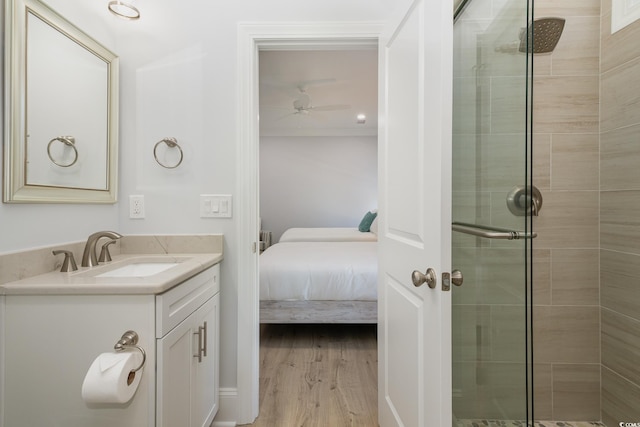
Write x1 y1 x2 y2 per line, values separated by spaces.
200 194 232 218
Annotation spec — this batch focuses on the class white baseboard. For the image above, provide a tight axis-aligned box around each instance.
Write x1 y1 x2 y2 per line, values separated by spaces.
211 387 239 426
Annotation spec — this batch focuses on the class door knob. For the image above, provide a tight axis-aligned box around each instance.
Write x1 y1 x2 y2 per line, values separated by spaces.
451 270 463 286
411 268 437 289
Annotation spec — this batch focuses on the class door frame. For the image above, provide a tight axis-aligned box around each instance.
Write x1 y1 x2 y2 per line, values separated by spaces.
236 21 384 424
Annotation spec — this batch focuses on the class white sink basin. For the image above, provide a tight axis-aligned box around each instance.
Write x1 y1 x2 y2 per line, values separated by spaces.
96 262 180 278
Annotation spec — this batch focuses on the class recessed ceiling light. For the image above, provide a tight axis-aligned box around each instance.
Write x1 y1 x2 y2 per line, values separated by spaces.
357 114 366 124
108 0 140 20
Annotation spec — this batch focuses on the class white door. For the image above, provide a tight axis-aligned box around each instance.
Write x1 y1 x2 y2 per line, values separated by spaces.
378 0 453 425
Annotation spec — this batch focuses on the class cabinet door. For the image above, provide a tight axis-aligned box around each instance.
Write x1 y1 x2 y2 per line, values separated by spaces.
157 311 195 427
191 294 220 427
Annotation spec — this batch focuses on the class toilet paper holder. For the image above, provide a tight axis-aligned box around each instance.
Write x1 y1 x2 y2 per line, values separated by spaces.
114 330 146 372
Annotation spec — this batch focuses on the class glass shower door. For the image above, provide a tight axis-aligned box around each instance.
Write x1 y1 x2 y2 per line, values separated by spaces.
452 0 534 424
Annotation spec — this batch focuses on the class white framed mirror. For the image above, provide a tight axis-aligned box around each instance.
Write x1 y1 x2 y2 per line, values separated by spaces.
4 0 119 203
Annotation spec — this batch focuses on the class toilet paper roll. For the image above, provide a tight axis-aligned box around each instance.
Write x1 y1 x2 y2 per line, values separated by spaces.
81 351 143 404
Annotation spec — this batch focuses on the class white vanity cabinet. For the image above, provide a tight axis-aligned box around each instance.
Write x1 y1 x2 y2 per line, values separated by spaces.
0 258 221 427
156 264 220 427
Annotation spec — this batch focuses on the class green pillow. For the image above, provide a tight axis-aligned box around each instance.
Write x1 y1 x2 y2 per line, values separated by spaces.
358 211 378 232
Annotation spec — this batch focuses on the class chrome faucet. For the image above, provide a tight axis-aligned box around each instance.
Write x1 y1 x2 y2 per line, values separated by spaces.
81 231 123 267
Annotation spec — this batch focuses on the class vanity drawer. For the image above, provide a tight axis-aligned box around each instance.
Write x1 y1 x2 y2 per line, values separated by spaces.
156 263 220 338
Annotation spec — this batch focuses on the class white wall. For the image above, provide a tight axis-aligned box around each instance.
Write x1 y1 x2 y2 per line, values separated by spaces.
260 136 378 242
1 0 395 413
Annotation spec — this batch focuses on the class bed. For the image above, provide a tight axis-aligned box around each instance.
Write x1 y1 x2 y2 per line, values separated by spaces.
279 227 377 243
259 227 378 324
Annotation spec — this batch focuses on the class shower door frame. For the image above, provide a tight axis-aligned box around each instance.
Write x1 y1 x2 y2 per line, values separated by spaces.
451 0 535 422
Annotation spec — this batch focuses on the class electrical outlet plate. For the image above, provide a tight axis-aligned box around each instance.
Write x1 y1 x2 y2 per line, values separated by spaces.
200 194 232 218
129 195 145 219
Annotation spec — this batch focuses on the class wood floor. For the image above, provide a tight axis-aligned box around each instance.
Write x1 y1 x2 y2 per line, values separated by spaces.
240 323 378 427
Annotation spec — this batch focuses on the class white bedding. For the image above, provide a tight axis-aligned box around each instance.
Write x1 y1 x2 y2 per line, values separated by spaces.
259 241 378 301
278 227 377 243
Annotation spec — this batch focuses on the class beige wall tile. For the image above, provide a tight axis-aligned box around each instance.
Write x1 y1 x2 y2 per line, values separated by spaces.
551 133 599 191
453 362 529 420
535 0 600 17
491 76 528 134
454 247 528 305
601 0 640 73
452 304 491 362
453 361 528 420
551 16 600 76
452 246 483 305
453 76 491 135
531 190 599 249
534 363 553 420
475 362 530 420
601 124 640 191
489 305 528 362
602 308 640 386
601 190 640 254
534 53 552 77
533 76 599 133
452 363 478 419
601 57 640 132
534 248 552 306
552 249 599 305
601 249 640 321
482 134 532 192
533 305 600 363
602 366 640 426
553 364 601 420
452 134 479 192
534 133 551 191
481 35 532 79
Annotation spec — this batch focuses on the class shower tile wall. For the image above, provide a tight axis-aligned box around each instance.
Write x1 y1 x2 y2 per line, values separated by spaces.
600 0 640 424
532 0 601 421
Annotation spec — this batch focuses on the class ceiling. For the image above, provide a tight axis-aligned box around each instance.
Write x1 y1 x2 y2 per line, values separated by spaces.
258 49 378 137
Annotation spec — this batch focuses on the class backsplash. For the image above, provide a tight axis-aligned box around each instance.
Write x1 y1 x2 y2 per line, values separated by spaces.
0 234 223 285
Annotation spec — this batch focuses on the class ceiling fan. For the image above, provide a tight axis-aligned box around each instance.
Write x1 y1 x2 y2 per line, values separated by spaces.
290 87 350 116
262 79 351 120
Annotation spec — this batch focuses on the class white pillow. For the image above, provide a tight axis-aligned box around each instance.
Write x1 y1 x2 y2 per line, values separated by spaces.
370 216 378 234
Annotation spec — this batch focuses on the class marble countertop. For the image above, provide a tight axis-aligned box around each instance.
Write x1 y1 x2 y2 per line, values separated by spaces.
0 253 223 295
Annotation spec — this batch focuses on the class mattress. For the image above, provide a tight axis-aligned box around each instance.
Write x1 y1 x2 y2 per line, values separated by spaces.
259 241 378 301
278 227 377 243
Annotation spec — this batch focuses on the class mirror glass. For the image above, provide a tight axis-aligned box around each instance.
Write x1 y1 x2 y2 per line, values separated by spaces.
4 0 118 203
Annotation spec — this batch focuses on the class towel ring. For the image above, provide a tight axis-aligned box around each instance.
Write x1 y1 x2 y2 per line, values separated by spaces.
113 330 146 372
47 136 78 167
153 137 183 169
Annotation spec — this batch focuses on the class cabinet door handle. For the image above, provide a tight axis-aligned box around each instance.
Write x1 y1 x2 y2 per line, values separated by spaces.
202 321 208 357
193 327 204 363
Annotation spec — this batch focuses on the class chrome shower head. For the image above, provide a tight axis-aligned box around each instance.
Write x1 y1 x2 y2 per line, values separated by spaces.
519 17 566 54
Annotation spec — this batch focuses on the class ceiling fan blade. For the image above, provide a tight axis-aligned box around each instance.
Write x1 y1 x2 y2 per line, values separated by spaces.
309 104 351 112
306 113 328 122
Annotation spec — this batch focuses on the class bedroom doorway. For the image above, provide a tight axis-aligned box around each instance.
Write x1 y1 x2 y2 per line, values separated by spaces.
257 48 379 248
252 46 380 424
237 23 385 425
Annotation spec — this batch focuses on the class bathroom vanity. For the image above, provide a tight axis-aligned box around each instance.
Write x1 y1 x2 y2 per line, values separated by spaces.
0 251 222 427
